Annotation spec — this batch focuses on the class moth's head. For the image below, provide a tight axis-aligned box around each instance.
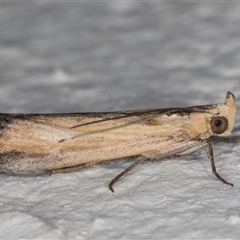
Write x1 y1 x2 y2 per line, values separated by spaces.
209 91 236 137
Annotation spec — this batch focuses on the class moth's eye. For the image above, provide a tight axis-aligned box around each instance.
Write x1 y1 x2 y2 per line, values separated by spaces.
210 116 228 134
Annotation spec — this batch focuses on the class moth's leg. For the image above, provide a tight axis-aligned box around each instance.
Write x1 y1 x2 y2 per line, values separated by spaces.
206 139 233 186
109 156 146 192
49 162 96 174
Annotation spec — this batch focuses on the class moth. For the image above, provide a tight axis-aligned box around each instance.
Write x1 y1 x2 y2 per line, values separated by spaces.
0 91 238 192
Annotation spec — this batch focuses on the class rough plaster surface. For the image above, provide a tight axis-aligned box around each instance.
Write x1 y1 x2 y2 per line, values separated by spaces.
0 2 240 239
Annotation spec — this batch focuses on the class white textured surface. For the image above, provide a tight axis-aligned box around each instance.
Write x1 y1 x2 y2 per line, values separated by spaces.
1 2 240 239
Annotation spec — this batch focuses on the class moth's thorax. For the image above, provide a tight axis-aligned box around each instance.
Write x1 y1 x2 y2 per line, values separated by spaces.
162 92 237 140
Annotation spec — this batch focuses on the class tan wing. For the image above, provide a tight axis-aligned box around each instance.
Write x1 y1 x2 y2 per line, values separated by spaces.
0 110 207 174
